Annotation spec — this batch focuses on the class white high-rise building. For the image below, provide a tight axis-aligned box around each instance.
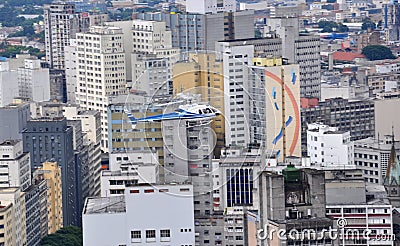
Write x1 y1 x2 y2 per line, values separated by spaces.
44 3 76 70
76 26 127 151
186 0 237 14
18 58 50 102
0 61 18 107
216 38 282 148
83 184 195 246
307 123 354 166
0 140 31 191
131 20 173 54
44 4 108 69
65 39 77 103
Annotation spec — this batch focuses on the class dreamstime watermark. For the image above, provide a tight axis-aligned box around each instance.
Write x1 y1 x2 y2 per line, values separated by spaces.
257 218 395 242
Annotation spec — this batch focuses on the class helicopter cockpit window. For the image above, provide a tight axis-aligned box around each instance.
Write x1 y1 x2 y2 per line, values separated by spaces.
199 110 203 114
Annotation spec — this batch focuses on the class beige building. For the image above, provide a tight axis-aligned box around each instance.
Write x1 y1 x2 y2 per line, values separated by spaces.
265 64 301 161
76 25 127 151
39 162 63 234
0 201 13 246
173 53 225 156
375 98 400 141
0 187 26 246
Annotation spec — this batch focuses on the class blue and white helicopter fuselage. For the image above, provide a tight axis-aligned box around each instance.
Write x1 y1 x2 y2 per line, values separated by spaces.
124 104 221 125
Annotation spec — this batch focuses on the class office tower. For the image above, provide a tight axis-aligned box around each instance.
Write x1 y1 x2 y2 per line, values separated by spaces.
355 135 400 185
267 17 321 99
36 162 63 235
44 3 108 69
22 118 78 226
216 147 265 210
0 60 18 107
137 10 255 52
307 123 354 166
0 140 31 191
17 58 50 102
0 102 30 143
83 184 195 246
173 52 225 156
216 37 282 148
76 26 127 151
0 188 27 246
101 151 159 196
186 0 236 14
250 63 301 161
257 168 334 246
301 98 375 154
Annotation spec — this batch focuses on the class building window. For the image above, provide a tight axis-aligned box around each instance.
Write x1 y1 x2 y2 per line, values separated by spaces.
131 230 141 243
146 230 156 242
160 229 171 242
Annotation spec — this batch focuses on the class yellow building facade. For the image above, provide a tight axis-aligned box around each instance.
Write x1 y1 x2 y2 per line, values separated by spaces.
40 162 63 234
173 53 225 156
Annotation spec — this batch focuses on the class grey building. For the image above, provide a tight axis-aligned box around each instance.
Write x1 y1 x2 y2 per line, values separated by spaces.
49 69 67 103
301 98 375 154
137 10 255 53
0 102 30 143
354 135 400 185
267 17 321 99
258 167 334 246
22 117 79 226
25 184 42 246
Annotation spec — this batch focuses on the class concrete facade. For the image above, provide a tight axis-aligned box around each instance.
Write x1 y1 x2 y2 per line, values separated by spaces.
83 184 195 246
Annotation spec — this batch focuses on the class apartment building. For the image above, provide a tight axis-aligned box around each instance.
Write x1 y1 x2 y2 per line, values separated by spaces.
76 25 127 151
0 140 31 191
307 123 354 166
36 162 63 234
0 188 26 246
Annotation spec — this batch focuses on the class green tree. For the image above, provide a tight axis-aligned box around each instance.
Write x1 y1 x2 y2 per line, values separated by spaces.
41 226 83 246
362 18 376 31
318 21 348 32
362 45 396 60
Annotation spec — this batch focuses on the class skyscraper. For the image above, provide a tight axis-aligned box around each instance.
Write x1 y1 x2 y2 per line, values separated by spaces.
75 26 127 151
44 4 77 70
22 118 78 226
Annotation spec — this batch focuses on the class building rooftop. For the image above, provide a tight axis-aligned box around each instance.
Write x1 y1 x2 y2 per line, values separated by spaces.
83 196 126 215
333 51 366 62
0 140 20 146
